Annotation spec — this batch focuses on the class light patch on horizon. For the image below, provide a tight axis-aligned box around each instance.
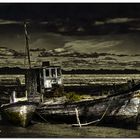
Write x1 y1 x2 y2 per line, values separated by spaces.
129 27 140 31
106 18 139 24
94 21 105 26
94 18 140 26
0 19 22 25
63 40 122 54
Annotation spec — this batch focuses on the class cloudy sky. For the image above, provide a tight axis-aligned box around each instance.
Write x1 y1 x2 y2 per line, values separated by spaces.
0 3 140 20
0 3 140 54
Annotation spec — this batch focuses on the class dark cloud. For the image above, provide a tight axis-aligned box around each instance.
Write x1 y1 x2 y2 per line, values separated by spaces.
0 3 139 55
0 3 140 21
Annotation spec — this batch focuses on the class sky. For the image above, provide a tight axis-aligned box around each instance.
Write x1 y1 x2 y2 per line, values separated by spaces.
0 3 140 20
0 3 140 54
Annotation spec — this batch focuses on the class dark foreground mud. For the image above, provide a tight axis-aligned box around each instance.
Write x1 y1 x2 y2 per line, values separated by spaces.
0 121 139 138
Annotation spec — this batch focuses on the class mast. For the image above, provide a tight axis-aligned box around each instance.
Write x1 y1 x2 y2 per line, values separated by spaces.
24 22 31 69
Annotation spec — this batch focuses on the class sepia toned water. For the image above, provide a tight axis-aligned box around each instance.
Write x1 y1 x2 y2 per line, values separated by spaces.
0 120 139 138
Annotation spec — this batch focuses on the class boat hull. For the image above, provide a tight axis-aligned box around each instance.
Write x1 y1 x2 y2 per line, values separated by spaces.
37 91 140 129
1 101 38 127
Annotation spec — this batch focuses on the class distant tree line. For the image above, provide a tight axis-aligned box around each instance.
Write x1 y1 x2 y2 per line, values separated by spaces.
39 51 119 58
30 48 46 52
62 69 140 74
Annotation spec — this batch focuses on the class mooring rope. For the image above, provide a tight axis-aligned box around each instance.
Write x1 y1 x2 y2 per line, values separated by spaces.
35 111 48 123
72 98 113 127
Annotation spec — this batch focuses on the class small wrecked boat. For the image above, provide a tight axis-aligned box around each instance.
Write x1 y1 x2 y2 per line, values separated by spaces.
37 87 140 129
1 90 38 127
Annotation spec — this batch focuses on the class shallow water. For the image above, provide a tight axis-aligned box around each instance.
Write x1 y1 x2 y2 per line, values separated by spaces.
0 121 139 138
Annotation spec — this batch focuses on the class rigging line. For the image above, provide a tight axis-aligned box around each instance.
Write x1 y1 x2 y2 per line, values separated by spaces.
35 111 48 123
24 41 27 67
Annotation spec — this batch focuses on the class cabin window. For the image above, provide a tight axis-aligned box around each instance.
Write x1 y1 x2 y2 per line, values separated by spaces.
16 91 26 98
45 69 49 77
51 69 56 77
57 68 61 76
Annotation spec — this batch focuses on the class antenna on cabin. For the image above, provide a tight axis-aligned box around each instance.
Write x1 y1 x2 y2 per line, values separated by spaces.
24 22 31 69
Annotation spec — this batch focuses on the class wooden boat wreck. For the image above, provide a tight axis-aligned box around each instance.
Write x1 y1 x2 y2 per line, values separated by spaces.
0 20 64 127
0 90 38 127
0 22 39 127
36 88 140 129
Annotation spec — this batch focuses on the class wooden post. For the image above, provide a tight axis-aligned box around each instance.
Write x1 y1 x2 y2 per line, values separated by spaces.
75 108 81 127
